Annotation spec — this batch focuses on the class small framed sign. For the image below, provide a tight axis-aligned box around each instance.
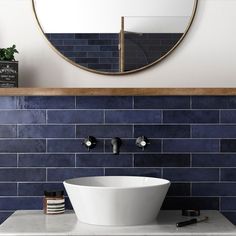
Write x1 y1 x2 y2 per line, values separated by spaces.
0 61 18 88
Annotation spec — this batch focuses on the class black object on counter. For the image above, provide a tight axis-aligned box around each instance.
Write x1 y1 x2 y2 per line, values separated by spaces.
182 209 200 217
176 216 208 227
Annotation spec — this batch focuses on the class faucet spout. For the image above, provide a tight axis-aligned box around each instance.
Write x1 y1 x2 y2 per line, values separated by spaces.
111 137 122 155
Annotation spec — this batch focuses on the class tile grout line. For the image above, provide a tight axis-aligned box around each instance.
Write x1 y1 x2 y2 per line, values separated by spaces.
75 153 77 168
132 154 135 168
190 153 192 167
16 124 19 138
219 168 221 182
103 110 106 124
46 168 48 182
17 182 19 196
161 139 163 153
132 125 134 139
161 110 163 124
219 197 222 211
46 139 48 153
17 153 19 168
219 139 221 153
190 182 192 196
46 110 48 125
3 123 236 126
1 167 234 170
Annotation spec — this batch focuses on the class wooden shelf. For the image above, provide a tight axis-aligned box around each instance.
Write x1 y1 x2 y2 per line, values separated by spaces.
0 88 236 96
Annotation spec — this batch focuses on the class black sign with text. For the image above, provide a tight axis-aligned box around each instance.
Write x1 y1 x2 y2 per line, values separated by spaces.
0 61 18 87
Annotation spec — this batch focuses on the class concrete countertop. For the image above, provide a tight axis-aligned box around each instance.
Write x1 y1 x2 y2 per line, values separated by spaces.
0 210 235 236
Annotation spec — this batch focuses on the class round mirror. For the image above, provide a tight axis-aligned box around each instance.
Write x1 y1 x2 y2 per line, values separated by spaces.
32 0 198 75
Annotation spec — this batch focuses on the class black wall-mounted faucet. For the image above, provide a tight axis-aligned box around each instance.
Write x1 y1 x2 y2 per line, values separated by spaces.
111 137 122 155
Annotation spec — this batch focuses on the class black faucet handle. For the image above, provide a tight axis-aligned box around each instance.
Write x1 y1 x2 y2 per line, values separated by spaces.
82 136 97 151
136 136 150 151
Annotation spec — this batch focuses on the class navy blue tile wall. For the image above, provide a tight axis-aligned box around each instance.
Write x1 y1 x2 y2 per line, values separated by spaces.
1 96 236 224
46 33 182 72
124 33 182 71
46 34 119 72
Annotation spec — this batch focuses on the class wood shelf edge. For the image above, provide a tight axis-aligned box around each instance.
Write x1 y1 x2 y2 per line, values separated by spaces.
0 88 236 96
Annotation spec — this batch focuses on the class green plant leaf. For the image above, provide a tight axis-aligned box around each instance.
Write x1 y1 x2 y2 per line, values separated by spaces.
0 44 18 61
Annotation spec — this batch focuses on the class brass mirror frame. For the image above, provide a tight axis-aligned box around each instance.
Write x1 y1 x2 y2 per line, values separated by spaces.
32 0 198 75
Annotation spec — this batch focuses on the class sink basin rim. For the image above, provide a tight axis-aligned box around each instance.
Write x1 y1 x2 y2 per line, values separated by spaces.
63 176 170 190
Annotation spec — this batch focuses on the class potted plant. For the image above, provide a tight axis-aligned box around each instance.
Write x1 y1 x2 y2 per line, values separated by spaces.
0 45 19 87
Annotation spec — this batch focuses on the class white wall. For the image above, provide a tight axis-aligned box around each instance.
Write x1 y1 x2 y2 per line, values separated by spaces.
124 17 190 34
34 0 194 33
0 0 236 88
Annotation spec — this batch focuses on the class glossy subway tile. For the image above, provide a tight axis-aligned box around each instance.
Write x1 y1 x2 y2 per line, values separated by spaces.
0 168 46 182
221 168 236 181
0 183 17 196
192 154 236 167
76 96 132 109
221 140 236 152
18 125 75 138
47 168 104 181
192 96 236 109
192 183 236 196
105 110 161 124
162 197 219 210
0 139 46 153
163 139 219 153
134 154 190 167
163 110 219 124
0 125 16 138
221 110 236 123
47 110 104 124
17 97 75 109
0 97 17 109
18 154 75 167
134 96 190 109
0 154 17 167
192 125 236 138
105 168 162 178
76 125 133 138
163 168 219 182
221 197 236 211
134 125 190 138
0 197 43 210
166 183 191 197
0 110 46 124
76 154 133 167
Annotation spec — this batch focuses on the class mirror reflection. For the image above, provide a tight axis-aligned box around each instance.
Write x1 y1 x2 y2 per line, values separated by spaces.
33 0 197 74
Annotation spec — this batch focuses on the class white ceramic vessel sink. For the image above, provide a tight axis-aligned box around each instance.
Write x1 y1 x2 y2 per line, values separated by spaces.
64 176 170 226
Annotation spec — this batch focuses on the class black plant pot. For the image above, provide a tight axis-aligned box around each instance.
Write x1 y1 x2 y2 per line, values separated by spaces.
0 61 18 88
